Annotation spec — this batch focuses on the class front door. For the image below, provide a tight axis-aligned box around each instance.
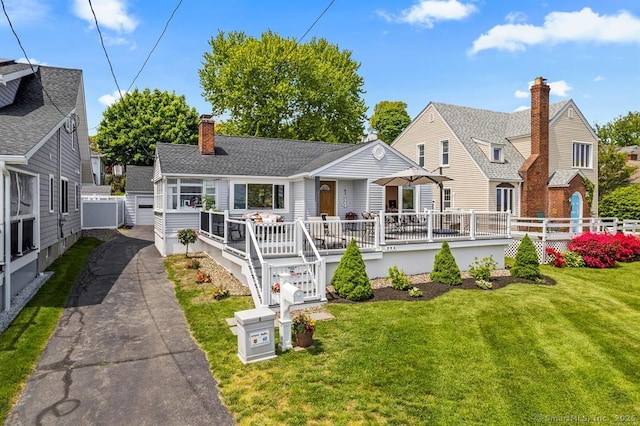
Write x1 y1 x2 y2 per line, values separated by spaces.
570 192 582 233
319 181 336 216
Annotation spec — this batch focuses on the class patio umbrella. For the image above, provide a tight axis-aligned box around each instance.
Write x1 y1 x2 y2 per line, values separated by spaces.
373 167 452 186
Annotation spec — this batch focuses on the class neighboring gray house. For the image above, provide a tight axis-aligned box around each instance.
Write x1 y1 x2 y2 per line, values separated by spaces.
153 115 432 256
0 58 92 315
125 165 154 226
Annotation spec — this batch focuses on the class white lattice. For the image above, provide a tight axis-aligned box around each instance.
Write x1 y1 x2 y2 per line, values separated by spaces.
506 238 570 264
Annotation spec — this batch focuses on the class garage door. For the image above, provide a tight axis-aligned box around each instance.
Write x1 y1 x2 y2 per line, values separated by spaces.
136 196 154 225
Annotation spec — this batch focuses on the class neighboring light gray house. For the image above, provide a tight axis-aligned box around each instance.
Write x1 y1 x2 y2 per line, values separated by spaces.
153 115 433 256
125 165 154 226
0 58 92 315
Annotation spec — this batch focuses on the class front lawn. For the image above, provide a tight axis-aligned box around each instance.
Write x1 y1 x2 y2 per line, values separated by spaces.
167 258 640 425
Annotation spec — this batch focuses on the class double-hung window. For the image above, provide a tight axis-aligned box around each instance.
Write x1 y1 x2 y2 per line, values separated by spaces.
572 142 592 168
233 183 285 210
443 188 452 209
10 171 37 258
417 144 425 167
440 140 449 167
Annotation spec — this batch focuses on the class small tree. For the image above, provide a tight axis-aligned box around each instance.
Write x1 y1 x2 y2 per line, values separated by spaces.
177 229 197 257
430 241 462 286
331 239 372 301
511 234 541 280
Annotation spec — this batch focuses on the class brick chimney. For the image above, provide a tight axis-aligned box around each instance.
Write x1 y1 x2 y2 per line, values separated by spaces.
198 114 215 155
519 77 550 217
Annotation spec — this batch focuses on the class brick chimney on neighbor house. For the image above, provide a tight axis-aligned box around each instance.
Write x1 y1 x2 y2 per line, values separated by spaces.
198 114 215 155
519 76 550 218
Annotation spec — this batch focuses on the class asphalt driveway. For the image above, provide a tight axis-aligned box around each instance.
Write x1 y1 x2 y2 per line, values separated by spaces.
7 227 235 425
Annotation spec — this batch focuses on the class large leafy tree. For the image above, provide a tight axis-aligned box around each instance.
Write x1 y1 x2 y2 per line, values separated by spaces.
370 101 411 144
96 88 199 166
596 112 640 199
199 30 367 143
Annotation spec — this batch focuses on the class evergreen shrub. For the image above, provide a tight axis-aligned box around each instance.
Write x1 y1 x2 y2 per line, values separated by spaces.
331 239 372 301
511 234 541 280
430 241 462 286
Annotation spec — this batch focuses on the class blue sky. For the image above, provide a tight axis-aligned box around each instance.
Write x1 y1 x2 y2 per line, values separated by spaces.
2 0 639 136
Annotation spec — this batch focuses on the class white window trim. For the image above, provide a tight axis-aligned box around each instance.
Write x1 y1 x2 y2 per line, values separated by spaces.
491 145 504 163
440 140 450 167
60 177 69 215
74 182 80 211
49 174 55 213
230 180 289 212
417 144 425 167
443 188 452 210
572 141 593 169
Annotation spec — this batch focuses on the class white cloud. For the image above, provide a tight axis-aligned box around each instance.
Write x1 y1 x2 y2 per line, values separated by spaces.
73 0 138 33
98 90 128 106
549 80 571 97
505 11 527 24
514 105 530 112
470 7 640 54
514 90 529 99
16 57 48 66
378 0 477 28
0 0 48 25
593 75 605 82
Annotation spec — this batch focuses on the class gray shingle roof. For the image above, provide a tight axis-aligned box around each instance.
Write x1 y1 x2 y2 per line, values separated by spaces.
156 136 365 177
433 100 571 180
126 165 154 192
548 169 582 187
0 63 81 156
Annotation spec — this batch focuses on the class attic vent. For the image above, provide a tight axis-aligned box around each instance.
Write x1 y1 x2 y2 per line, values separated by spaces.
568 108 574 119
428 113 434 123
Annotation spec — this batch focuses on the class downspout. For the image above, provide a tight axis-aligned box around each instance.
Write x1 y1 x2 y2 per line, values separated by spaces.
58 129 64 239
1 162 10 311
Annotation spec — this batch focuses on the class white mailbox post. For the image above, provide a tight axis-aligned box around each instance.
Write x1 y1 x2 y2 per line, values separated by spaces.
277 273 305 351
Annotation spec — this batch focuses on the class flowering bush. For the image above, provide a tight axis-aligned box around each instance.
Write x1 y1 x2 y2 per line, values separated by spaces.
196 273 212 284
545 247 566 268
568 232 640 268
292 312 316 334
213 289 229 300
271 282 281 293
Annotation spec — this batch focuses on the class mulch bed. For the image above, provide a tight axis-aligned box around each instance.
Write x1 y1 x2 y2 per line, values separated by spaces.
327 275 556 303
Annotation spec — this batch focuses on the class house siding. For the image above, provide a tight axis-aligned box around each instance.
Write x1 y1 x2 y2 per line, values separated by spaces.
319 144 412 178
393 105 488 211
549 112 599 212
510 135 531 159
0 78 20 108
292 180 306 218
304 178 316 217
217 180 229 211
15 127 82 270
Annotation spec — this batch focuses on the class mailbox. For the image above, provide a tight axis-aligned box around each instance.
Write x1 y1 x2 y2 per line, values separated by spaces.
281 282 304 304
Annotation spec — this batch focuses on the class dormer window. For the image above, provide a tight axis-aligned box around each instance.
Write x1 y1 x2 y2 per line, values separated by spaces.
492 146 503 163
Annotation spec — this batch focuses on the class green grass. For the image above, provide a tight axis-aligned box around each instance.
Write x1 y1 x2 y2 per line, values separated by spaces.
0 237 102 423
168 259 640 425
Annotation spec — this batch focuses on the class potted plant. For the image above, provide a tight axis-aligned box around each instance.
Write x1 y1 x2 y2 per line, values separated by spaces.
202 194 215 211
271 282 280 304
292 312 316 348
345 211 358 220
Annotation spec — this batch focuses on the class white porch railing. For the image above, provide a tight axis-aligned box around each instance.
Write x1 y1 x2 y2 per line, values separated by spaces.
510 217 624 241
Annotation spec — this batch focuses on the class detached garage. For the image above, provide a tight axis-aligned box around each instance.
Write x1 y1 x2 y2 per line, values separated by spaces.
124 165 154 226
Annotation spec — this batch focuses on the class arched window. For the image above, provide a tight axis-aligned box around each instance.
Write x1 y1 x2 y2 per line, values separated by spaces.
496 183 514 212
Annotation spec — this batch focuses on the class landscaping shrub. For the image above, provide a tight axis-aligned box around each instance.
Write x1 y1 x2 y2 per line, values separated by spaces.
387 265 412 290
599 185 640 221
545 247 566 268
566 232 640 268
408 287 423 297
511 234 541 280
469 256 497 281
331 239 372 301
430 241 462 286
563 251 585 268
475 279 493 290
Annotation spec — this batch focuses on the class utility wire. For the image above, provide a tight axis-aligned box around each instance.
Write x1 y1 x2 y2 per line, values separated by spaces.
1 0 69 119
296 0 335 47
127 0 183 91
87 0 124 100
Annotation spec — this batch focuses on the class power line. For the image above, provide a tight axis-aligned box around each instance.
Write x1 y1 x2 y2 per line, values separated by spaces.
1 0 69 119
296 0 335 47
127 0 184 91
87 0 124 100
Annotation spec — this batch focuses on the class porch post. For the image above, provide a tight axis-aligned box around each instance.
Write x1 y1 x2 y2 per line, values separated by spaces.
427 209 433 242
469 210 476 240
379 210 385 246
506 211 512 238
262 261 270 307
223 210 229 243
2 165 10 311
319 259 327 302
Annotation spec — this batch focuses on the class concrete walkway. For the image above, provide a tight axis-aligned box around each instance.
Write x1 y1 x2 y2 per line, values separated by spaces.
7 227 235 425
